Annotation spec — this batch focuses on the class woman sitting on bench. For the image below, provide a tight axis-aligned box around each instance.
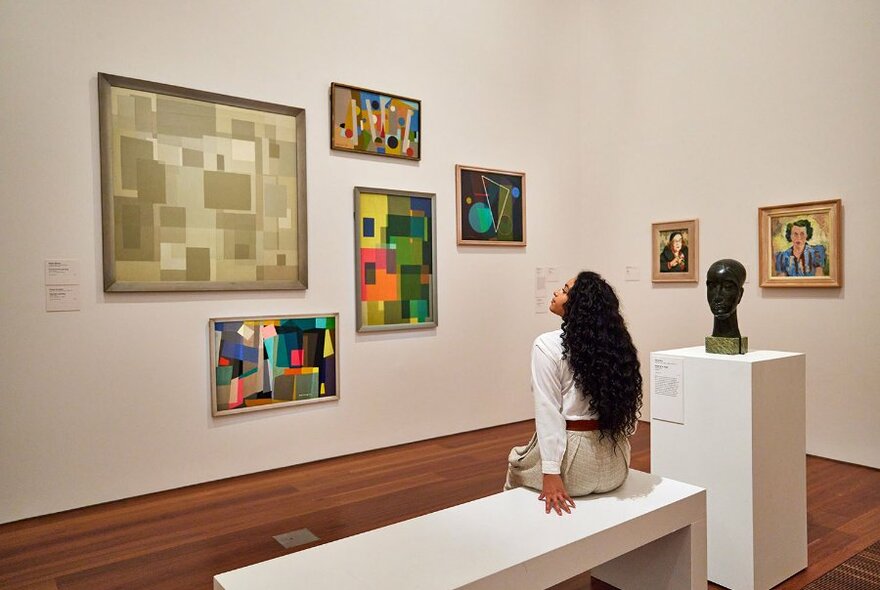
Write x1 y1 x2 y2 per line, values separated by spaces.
505 271 642 516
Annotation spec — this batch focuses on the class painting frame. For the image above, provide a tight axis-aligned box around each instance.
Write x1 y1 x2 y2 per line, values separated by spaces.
651 219 699 283
209 313 339 417
354 186 438 332
455 164 526 246
98 72 308 292
758 199 842 288
330 82 421 161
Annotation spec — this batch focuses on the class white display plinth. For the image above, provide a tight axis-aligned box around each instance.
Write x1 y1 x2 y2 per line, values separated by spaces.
650 346 807 590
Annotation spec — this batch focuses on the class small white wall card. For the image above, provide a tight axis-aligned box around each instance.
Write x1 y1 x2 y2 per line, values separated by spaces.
535 267 559 313
535 267 548 313
46 286 80 312
45 259 80 285
651 354 684 424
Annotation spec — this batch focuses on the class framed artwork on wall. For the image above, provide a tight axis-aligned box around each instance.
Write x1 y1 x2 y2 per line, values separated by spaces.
455 165 526 246
330 83 421 161
354 187 437 332
98 73 308 292
758 199 841 288
210 314 339 416
652 219 699 283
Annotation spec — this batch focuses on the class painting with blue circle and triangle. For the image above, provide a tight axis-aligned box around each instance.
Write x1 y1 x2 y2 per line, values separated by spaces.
456 165 525 246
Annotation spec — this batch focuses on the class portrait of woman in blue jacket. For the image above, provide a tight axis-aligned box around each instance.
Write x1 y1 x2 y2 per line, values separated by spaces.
774 219 826 277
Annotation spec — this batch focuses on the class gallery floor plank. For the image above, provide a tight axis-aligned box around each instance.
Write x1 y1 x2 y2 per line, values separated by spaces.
0 421 877 590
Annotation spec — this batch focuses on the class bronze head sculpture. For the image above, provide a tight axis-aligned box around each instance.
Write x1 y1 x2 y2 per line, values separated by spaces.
706 259 748 353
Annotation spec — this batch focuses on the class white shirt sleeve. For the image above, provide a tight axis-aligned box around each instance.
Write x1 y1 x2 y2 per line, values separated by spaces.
531 338 567 474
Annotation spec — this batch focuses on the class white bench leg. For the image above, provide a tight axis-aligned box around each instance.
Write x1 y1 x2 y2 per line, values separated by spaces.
591 519 707 590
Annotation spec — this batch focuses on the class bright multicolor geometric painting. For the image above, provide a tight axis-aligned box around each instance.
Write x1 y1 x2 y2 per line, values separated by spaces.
98 73 307 292
210 315 338 415
456 165 526 246
355 188 437 332
331 83 420 161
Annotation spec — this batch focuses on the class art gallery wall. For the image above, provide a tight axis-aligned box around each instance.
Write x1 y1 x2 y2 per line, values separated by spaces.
579 0 880 468
4 0 877 526
0 0 589 523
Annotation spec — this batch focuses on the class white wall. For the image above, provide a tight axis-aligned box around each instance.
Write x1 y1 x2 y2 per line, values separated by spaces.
0 0 587 523
580 1 880 468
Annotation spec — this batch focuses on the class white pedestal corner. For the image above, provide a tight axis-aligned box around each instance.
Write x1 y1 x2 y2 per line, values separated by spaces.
650 346 807 590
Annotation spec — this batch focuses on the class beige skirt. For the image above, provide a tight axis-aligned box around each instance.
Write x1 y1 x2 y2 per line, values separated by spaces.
504 430 631 496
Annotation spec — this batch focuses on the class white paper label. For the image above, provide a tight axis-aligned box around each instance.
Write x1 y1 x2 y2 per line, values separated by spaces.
46 285 81 312
535 267 548 314
535 267 547 294
45 259 80 285
651 355 684 424
536 267 562 314
535 296 548 314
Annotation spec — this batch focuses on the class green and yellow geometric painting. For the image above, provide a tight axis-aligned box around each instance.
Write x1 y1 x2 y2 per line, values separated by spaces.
354 187 437 332
98 73 307 291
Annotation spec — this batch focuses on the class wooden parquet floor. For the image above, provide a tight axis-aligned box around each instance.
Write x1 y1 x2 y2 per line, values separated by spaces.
0 421 877 590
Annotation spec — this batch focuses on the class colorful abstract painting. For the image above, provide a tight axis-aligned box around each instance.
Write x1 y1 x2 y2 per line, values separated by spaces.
331 83 420 160
758 199 841 288
354 187 437 332
98 73 308 292
455 165 526 246
210 314 338 416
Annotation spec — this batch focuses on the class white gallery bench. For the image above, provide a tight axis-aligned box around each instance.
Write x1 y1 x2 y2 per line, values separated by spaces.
214 469 706 590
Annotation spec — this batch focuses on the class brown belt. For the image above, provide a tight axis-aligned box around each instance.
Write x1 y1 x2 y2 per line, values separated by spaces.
566 419 601 431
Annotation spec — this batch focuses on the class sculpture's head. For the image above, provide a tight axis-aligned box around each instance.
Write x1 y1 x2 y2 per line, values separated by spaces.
706 259 746 320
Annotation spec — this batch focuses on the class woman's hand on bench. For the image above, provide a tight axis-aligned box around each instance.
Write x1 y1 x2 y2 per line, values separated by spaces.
539 474 576 515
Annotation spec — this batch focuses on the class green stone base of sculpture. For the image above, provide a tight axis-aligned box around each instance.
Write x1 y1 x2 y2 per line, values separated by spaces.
705 336 749 355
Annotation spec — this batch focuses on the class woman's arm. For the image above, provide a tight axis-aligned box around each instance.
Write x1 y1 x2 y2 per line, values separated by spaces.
532 339 576 515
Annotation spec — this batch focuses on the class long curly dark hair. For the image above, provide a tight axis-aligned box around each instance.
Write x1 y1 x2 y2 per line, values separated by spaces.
560 271 642 439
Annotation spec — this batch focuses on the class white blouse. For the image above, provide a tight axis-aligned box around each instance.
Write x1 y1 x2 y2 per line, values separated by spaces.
531 329 598 474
